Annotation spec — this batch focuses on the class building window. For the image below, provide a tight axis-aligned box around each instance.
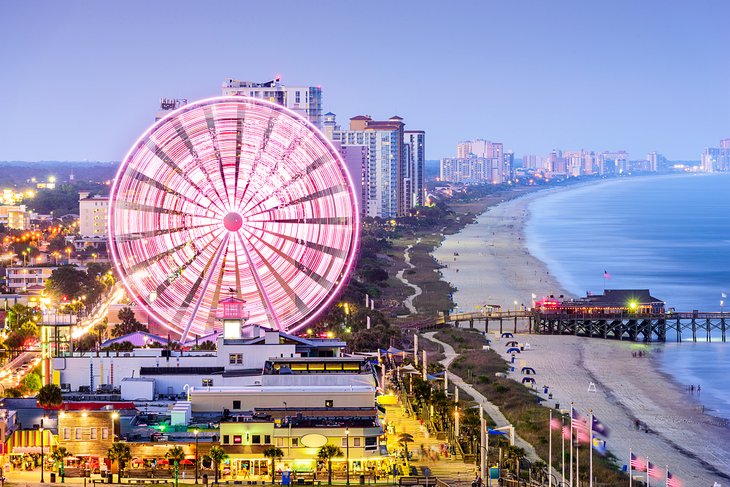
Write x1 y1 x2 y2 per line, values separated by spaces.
325 400 333 408
275 438 285 447
223 435 230 444
102 428 109 440
229 354 243 365
341 437 347 448
252 435 261 444
234 435 242 444
291 438 299 447
202 379 213 387
264 435 271 444
353 437 361 447
233 400 241 410
90 428 97 440
75 428 82 440
63 428 70 440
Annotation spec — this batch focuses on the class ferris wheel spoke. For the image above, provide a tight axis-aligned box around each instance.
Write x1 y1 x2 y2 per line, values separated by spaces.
126 167 213 213
115 200 194 218
232 107 245 206
178 233 230 342
234 132 302 211
238 154 329 216
172 120 231 210
245 224 349 259
235 114 285 211
244 183 349 219
242 231 314 319
242 227 333 290
203 106 232 209
145 140 227 214
114 222 217 243
236 231 282 331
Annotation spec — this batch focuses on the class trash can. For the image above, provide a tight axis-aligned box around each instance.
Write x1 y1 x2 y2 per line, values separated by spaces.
107 472 113 484
359 475 365 485
50 473 56 483
203 474 208 484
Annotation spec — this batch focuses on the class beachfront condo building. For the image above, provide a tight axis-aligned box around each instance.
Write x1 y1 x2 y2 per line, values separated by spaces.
701 139 730 172
440 156 504 184
326 114 426 218
221 76 324 129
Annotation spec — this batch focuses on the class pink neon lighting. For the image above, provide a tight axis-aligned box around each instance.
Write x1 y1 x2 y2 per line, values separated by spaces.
108 96 360 340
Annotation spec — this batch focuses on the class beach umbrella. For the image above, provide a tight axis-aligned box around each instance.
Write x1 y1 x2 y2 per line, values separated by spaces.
506 341 519 347
506 347 521 354
158 459 169 465
501 332 514 338
180 459 194 465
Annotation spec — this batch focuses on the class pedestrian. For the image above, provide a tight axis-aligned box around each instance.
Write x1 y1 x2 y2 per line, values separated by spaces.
697 384 701 395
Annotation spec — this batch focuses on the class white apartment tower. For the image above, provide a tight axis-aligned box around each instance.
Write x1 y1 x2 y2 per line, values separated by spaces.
79 193 109 237
222 76 323 129
404 131 426 209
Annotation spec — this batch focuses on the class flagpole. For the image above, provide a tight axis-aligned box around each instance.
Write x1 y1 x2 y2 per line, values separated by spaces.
628 449 632 487
646 457 650 487
665 465 668 487
480 406 486 484
561 415 566 486
589 410 593 487
576 444 579 487
570 404 574 487
549 410 553 486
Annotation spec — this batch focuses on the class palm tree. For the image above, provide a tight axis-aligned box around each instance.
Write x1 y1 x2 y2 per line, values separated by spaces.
50 446 72 480
165 446 186 487
317 445 343 485
263 446 284 484
107 442 132 483
208 445 228 484
504 445 526 479
37 384 64 409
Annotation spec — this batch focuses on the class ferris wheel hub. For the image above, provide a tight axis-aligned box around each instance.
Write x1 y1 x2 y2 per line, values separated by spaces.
223 212 244 232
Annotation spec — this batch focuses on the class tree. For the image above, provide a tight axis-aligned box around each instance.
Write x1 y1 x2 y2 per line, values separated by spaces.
37 384 64 409
113 307 148 337
5 304 41 333
165 446 186 487
208 445 228 484
263 446 284 484
45 265 86 302
317 444 343 485
50 446 72 479
22 372 42 393
107 442 132 483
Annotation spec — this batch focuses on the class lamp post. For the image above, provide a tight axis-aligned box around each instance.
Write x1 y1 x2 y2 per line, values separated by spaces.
345 428 350 485
194 429 199 484
40 416 46 483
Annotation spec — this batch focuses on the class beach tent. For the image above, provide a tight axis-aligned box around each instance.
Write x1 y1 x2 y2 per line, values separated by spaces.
505 341 519 347
485 338 492 345
487 429 506 436
387 346 409 358
501 332 514 338
521 377 536 384
521 367 536 375
400 364 417 372
506 347 521 354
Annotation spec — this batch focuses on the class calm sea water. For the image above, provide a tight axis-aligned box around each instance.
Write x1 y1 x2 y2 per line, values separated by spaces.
525 172 730 418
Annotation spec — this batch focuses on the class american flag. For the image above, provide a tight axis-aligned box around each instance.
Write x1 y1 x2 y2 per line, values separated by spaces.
562 424 571 440
550 416 562 431
571 408 588 432
630 452 646 472
604 270 612 280
648 462 663 480
666 470 682 487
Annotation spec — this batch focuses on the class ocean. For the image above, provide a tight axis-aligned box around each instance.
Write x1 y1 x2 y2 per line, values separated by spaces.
524 172 730 418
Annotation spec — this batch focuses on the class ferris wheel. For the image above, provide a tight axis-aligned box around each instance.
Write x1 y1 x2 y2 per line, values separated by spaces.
108 97 360 341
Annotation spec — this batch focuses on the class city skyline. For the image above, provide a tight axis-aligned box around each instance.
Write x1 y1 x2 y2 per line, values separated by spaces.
1 1 729 162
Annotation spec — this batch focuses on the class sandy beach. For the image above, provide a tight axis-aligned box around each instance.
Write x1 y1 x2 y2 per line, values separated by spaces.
432 189 730 486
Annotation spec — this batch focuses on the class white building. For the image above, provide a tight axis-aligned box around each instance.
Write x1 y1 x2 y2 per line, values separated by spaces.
404 130 426 209
79 193 109 238
0 205 31 230
5 265 58 293
222 77 323 129
440 157 503 184
701 139 730 172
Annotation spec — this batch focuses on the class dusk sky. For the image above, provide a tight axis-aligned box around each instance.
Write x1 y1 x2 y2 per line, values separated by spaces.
1 0 728 162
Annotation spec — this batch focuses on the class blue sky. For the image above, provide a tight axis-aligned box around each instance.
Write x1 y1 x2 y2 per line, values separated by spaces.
1 0 728 161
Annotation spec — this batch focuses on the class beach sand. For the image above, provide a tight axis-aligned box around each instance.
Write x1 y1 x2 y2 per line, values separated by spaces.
433 190 730 485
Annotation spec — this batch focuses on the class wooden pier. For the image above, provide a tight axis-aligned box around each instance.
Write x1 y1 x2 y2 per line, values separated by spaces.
436 310 730 342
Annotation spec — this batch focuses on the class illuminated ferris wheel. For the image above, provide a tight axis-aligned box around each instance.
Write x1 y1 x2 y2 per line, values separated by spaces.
108 97 360 341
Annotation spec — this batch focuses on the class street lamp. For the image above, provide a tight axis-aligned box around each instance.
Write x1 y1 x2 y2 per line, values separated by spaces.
194 429 200 484
40 416 46 483
345 428 350 485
